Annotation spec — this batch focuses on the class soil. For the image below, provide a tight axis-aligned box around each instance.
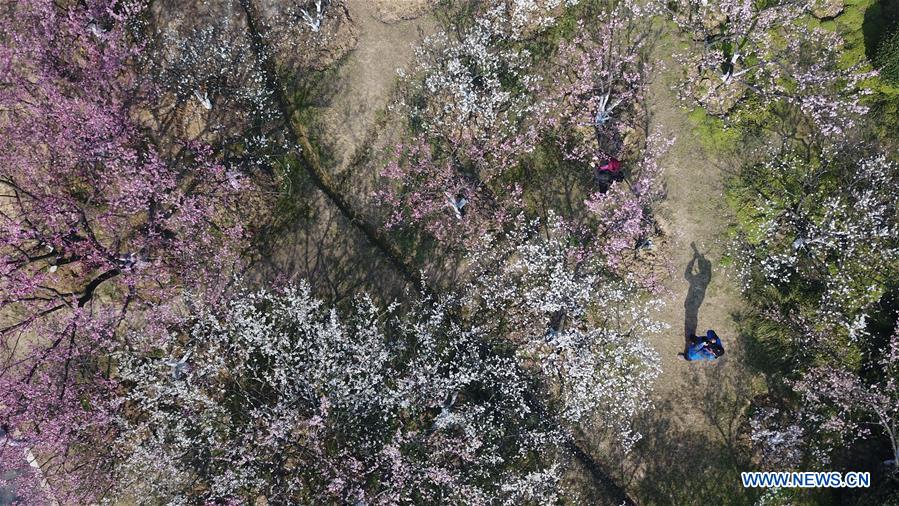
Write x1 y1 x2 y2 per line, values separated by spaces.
316 0 436 176
371 0 434 23
645 47 747 417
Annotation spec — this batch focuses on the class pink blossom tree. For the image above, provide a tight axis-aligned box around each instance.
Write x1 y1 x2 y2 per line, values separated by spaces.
793 325 899 476
541 2 655 164
378 136 525 248
527 3 669 285
0 1 266 500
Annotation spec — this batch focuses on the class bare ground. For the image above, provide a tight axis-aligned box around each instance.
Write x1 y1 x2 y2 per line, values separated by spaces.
317 0 435 176
607 39 762 505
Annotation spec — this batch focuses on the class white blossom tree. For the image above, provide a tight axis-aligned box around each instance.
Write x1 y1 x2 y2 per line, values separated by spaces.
112 221 663 502
463 213 663 450
748 405 806 470
113 284 573 503
734 141 899 477
793 325 899 476
660 0 872 135
734 151 899 355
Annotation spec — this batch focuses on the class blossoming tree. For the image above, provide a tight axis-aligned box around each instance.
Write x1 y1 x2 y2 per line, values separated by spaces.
113 283 583 503
462 214 663 448
660 0 872 135
0 1 266 500
734 151 899 358
111 200 664 503
381 0 668 280
793 325 899 476
735 140 899 473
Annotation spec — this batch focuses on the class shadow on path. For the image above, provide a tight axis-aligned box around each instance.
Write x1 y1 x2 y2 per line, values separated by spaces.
614 365 760 506
684 242 712 347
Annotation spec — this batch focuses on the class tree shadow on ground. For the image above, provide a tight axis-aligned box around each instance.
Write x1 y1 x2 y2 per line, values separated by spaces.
607 364 762 506
864 0 899 62
248 194 408 306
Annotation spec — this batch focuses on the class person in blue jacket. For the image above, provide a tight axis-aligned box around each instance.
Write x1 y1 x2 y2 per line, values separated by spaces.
679 329 725 361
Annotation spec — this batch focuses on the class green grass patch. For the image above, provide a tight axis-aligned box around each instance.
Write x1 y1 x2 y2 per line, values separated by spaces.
687 108 742 153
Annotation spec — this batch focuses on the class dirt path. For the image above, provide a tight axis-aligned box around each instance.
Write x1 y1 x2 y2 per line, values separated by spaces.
611 40 761 505
646 58 746 408
318 0 435 174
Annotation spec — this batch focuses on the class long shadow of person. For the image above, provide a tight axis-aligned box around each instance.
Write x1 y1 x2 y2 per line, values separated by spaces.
684 242 712 347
